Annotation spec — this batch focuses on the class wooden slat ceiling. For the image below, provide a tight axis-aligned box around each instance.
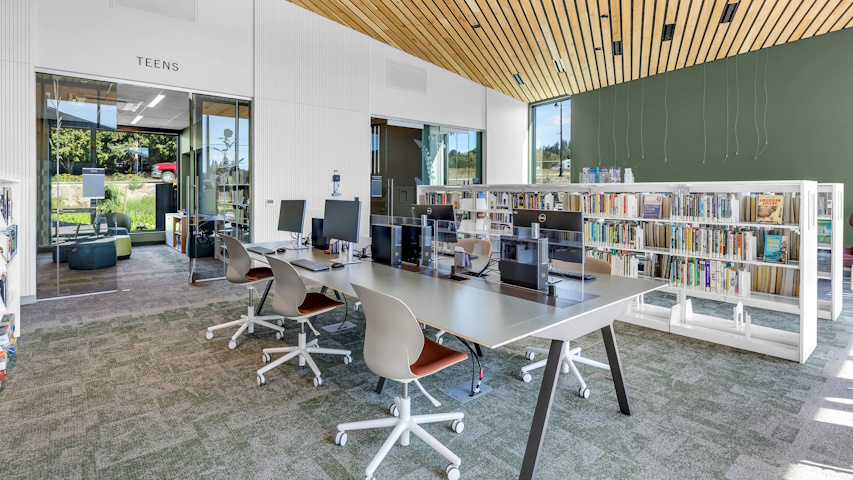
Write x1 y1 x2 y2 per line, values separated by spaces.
288 0 853 103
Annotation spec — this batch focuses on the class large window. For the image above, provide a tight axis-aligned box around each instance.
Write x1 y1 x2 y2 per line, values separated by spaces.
422 126 482 186
531 98 571 184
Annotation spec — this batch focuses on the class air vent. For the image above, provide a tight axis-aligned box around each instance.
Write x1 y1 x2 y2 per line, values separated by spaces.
554 59 565 73
387 61 428 94
613 40 623 56
512 73 525 85
116 99 142 113
720 3 739 23
112 0 197 24
662 24 676 41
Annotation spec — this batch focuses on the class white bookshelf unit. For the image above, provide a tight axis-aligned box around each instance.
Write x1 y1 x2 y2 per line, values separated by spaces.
418 181 819 363
817 183 843 321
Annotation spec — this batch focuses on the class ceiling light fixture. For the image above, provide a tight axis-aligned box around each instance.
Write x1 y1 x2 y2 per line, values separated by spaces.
720 3 739 23
130 115 143 125
148 93 166 108
512 73 525 85
554 59 565 73
613 40 623 55
662 24 675 41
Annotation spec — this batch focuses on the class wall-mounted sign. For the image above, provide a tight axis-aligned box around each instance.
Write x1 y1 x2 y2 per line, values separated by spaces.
136 56 179 72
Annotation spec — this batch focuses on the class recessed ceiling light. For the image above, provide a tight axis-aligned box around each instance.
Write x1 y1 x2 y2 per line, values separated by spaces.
148 93 166 108
130 115 143 125
662 24 675 41
554 59 565 73
472 23 481 29
512 73 525 85
720 3 739 23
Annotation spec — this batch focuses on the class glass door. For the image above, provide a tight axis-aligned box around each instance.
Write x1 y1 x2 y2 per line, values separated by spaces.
187 94 251 282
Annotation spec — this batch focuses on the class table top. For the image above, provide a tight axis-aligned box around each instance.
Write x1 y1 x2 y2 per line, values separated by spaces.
246 243 665 349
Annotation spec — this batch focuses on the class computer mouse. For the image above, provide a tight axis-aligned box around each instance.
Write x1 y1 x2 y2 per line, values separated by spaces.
331 262 345 269
276 247 286 253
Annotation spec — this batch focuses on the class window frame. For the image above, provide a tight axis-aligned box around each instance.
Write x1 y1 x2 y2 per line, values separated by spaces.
529 94 572 184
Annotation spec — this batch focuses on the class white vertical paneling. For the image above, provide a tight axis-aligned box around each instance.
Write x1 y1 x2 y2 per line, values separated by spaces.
0 0 36 299
253 1 370 245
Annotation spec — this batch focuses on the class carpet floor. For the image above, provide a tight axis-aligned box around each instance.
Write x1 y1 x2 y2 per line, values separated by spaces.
2 245 853 479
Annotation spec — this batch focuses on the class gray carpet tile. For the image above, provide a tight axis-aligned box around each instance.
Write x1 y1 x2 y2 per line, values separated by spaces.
2 245 853 479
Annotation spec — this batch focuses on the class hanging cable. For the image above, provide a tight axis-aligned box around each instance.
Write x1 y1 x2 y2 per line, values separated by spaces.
613 87 618 163
633 78 645 168
735 54 740 155
758 49 769 157
597 90 602 166
664 70 669 163
702 64 707 165
754 52 760 160
625 82 630 165
724 57 729 163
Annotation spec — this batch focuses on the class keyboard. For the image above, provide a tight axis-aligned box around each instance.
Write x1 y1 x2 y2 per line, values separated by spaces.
247 246 276 255
549 268 596 281
290 259 331 272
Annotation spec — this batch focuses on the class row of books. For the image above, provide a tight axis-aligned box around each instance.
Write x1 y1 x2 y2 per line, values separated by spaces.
664 258 753 296
670 227 759 261
584 223 643 249
741 193 801 224
580 166 623 183
0 187 11 225
584 193 644 217
670 193 739 222
587 250 640 278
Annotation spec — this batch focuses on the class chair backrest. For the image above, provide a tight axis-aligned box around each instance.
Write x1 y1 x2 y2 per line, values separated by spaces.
584 256 612 275
103 212 131 230
267 256 309 317
220 234 253 284
455 238 491 256
351 283 425 381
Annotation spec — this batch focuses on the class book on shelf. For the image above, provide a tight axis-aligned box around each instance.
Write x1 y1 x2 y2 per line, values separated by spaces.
642 194 663 218
764 234 786 263
818 219 832 244
818 250 831 273
755 194 785 224
585 223 643 248
588 250 639 277
671 193 738 222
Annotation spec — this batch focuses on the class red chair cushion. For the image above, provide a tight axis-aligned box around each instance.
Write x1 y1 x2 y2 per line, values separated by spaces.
245 267 274 281
410 338 467 376
298 292 344 314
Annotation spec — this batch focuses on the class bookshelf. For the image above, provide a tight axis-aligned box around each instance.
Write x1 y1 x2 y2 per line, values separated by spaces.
0 178 20 389
418 181 819 363
817 183 843 321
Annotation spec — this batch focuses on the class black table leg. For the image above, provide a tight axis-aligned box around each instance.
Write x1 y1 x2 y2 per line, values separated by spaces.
474 343 484 357
375 376 387 394
320 286 342 301
601 323 632 416
255 279 273 316
519 339 564 480
320 286 328 295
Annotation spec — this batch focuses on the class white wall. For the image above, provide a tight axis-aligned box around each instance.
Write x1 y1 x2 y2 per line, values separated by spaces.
0 0 36 299
33 0 253 97
485 89 530 184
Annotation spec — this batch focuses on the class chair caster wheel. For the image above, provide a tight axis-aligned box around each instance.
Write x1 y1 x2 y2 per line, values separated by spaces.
262 353 271 364
257 374 266 386
521 372 532 383
205 331 213 340
364 476 375 480
435 336 444 345
228 340 237 350
313 376 323 387
579 387 590 399
275 331 283 340
452 419 464 434
446 464 461 480
525 351 535 361
390 404 399 417
334 431 347 446
277 319 284 327
343 355 352 365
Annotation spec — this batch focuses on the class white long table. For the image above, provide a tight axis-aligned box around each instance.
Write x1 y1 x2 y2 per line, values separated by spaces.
246 243 665 479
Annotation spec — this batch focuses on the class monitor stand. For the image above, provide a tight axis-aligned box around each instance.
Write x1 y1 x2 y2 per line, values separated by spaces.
290 233 308 250
330 241 361 265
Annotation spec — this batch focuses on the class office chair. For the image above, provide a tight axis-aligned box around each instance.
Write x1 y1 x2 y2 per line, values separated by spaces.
256 256 352 387
520 256 612 399
205 235 285 349
432 237 491 344
335 283 467 480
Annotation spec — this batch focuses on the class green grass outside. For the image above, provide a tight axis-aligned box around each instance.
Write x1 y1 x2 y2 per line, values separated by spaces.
52 195 156 232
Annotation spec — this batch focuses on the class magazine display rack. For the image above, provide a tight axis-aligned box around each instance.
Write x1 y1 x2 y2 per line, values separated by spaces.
418 181 819 363
817 183 843 321
0 178 20 389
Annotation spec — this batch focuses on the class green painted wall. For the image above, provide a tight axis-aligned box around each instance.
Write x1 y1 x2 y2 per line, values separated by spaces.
571 27 853 243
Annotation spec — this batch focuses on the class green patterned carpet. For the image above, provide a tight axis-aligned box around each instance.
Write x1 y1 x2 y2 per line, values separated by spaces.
2 246 853 479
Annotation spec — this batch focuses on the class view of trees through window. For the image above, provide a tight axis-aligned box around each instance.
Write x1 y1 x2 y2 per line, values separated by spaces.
532 98 571 184
446 130 481 186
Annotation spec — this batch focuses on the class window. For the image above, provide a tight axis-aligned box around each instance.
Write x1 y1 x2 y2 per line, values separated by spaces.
422 126 482 186
531 98 571 184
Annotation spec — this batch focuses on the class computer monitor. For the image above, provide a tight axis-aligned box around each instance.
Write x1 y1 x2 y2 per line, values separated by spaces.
278 200 307 249
323 199 362 264
512 209 584 263
411 204 457 243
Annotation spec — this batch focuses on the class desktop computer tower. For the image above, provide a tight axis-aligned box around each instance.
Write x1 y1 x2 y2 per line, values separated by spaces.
499 236 549 291
401 225 432 266
311 218 329 249
371 224 402 266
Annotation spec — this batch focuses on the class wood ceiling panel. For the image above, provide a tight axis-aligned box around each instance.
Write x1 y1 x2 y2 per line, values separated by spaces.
289 0 853 103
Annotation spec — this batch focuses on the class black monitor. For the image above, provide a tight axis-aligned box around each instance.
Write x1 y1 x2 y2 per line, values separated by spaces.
278 200 306 233
411 204 457 242
323 199 361 244
512 209 584 263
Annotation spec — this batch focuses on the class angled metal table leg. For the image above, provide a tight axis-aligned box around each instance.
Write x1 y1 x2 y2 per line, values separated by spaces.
375 376 387 394
255 279 273 316
519 339 564 480
601 323 632 415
